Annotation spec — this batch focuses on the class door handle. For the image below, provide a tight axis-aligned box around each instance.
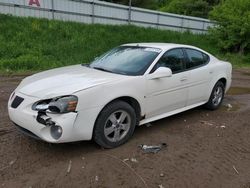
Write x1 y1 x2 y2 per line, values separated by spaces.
180 77 188 82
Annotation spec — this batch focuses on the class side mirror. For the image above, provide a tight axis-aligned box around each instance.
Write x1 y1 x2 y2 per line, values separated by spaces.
148 67 172 80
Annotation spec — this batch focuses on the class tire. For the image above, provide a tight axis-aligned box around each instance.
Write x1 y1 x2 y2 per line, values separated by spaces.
205 81 225 110
93 100 136 148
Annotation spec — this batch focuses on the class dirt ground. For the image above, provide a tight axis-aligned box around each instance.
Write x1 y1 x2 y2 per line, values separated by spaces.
0 69 250 188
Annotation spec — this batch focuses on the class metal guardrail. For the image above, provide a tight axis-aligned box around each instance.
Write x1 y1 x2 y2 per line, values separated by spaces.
0 0 215 33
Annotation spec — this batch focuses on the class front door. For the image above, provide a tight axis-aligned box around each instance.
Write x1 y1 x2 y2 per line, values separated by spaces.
145 48 189 118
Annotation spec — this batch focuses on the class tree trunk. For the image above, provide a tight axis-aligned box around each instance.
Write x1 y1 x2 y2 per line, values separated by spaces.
238 41 247 55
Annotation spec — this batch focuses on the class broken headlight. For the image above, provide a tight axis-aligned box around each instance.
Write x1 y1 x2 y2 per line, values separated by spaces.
32 95 78 113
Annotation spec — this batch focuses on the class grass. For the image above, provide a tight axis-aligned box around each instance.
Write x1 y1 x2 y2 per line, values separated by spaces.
0 14 249 74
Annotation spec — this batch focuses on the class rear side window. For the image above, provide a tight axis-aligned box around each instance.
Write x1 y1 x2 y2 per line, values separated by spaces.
185 49 209 69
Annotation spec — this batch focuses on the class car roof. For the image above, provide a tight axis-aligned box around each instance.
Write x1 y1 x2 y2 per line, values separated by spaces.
122 43 203 51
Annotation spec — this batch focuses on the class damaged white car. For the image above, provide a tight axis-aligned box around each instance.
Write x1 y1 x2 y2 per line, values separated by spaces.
8 43 232 148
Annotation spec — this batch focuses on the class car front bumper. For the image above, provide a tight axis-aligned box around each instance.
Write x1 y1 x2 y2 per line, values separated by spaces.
8 92 101 143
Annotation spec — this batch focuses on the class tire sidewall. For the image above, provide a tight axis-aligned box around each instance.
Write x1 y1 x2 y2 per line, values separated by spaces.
94 101 136 148
207 81 225 110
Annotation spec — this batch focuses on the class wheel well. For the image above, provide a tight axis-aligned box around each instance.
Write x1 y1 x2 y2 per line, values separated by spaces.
107 97 141 125
218 78 227 87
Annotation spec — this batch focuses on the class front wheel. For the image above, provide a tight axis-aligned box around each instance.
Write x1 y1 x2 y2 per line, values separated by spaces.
93 100 136 148
205 81 225 110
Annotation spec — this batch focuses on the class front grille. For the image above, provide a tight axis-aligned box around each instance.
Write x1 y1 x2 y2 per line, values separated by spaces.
11 96 24 108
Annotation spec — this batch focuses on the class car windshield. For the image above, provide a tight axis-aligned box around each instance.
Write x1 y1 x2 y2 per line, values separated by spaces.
89 46 161 76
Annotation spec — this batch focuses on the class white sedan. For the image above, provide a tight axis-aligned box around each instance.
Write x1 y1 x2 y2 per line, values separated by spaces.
8 43 232 148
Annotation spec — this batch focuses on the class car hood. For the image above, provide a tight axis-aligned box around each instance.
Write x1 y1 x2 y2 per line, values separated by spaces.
17 65 126 99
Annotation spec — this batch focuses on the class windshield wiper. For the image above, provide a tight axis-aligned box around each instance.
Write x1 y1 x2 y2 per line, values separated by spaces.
92 67 113 73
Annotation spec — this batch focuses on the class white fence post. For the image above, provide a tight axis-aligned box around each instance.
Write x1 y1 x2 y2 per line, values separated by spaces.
156 13 160 29
92 0 95 24
202 21 205 32
181 17 184 32
128 0 132 24
51 0 54 19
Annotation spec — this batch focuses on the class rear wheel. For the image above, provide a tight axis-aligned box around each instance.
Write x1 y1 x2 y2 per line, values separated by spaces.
205 81 225 110
93 100 136 148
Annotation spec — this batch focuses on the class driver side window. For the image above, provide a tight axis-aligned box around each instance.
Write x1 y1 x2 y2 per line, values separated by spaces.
151 49 185 74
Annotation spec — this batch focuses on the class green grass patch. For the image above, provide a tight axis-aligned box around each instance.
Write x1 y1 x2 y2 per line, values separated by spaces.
0 14 249 74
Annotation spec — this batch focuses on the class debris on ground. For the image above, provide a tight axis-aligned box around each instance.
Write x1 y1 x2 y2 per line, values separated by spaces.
9 160 16 166
139 143 167 154
145 123 152 127
220 125 226 129
226 104 233 110
67 160 72 173
200 121 213 126
95 175 99 182
130 158 138 163
123 158 129 162
160 173 165 177
158 184 164 188
0 159 17 171
233 165 239 174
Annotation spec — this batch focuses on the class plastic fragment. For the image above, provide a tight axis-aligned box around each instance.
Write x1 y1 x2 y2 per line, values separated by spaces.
123 158 129 162
67 160 72 173
145 123 152 127
233 165 239 174
130 158 138 163
200 121 213 126
139 143 167 154
9 160 16 165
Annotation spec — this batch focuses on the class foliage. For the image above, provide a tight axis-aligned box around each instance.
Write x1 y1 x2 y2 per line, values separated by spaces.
101 0 221 18
160 0 214 18
100 0 167 10
209 0 250 54
0 14 249 74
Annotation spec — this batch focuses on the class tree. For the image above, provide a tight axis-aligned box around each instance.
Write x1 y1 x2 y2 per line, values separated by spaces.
160 0 212 18
100 0 167 10
209 0 250 54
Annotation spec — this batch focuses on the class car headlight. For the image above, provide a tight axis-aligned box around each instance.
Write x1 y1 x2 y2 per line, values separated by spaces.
32 95 78 113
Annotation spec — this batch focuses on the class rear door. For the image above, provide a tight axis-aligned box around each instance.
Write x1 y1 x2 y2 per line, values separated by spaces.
184 48 211 106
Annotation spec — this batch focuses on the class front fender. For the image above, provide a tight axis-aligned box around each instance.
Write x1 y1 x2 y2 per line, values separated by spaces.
75 76 146 116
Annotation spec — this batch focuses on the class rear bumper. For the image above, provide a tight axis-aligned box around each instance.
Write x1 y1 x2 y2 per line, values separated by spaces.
8 92 101 143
